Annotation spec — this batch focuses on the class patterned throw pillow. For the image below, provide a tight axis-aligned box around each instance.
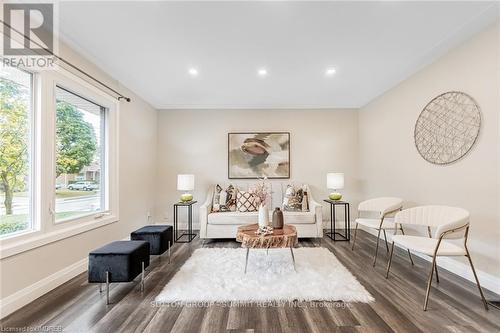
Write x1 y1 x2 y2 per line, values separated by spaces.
283 185 309 212
212 184 237 212
236 191 258 212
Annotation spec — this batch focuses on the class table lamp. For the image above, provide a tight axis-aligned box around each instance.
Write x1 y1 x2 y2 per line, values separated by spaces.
177 174 194 202
327 173 344 200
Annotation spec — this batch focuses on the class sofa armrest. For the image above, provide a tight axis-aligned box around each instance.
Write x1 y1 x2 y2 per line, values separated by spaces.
199 187 213 239
308 190 323 238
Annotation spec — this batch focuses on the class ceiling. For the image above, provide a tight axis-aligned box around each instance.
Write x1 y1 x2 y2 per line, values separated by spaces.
58 1 499 109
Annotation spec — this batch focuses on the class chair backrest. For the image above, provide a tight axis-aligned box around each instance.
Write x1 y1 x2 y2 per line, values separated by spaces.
395 205 470 239
358 197 403 217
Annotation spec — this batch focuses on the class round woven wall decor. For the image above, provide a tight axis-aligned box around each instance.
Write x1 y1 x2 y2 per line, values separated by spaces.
414 91 481 165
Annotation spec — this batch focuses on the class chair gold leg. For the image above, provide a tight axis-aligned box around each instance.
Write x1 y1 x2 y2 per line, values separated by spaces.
423 256 437 311
351 223 358 251
385 242 395 278
383 229 389 252
465 248 489 310
399 226 414 266
407 250 414 266
373 228 382 267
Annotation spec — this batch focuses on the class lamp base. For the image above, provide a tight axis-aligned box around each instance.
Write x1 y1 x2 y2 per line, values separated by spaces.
180 193 193 202
329 192 342 201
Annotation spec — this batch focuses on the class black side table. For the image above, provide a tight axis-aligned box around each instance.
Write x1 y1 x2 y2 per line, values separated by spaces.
174 201 197 243
323 200 350 242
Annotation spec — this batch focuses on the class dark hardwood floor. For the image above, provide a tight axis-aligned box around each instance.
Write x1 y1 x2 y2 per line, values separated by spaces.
2 230 499 333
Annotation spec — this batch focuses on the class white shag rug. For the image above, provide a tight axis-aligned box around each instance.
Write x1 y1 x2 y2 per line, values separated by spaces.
155 247 373 303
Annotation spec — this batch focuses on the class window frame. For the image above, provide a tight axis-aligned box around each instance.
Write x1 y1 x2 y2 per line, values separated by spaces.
53 85 109 224
0 68 36 239
0 67 119 259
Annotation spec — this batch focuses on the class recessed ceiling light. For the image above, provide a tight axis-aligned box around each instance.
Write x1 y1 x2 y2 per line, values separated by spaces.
188 68 198 77
258 68 268 77
325 67 336 76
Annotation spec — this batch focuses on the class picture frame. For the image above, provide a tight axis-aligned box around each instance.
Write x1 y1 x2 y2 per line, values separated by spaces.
228 132 290 179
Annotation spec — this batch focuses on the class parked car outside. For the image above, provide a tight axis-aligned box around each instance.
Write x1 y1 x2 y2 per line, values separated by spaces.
67 181 98 191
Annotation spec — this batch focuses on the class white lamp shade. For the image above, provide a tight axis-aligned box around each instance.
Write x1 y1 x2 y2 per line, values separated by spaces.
327 173 344 190
177 174 195 191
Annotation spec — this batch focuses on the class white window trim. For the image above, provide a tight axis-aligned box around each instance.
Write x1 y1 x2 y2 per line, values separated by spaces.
0 67 119 259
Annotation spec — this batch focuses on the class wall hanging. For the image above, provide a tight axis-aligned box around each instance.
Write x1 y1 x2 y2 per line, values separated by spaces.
228 132 290 179
414 91 481 165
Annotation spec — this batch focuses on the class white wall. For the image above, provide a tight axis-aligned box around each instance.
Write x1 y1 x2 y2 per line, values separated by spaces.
155 109 360 228
358 24 500 287
0 41 158 315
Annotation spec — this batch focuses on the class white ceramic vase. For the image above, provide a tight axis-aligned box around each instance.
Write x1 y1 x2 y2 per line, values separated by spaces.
258 204 269 228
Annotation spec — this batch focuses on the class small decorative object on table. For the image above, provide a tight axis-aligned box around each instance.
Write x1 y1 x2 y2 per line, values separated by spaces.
236 223 298 273
272 207 284 229
249 177 271 228
256 225 273 236
177 174 195 202
327 173 344 200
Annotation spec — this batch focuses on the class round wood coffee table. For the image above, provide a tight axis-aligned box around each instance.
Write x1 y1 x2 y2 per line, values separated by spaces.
236 223 298 273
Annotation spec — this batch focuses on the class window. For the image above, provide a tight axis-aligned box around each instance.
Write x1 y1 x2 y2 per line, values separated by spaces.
54 86 107 222
0 66 118 258
0 67 33 237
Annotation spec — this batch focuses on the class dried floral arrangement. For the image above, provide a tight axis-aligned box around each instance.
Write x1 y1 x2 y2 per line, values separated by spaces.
249 176 271 207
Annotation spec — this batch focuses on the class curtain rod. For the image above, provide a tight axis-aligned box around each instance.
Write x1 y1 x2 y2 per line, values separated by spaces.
1 20 131 102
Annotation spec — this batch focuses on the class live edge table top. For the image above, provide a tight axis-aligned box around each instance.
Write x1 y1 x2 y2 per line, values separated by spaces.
236 223 298 249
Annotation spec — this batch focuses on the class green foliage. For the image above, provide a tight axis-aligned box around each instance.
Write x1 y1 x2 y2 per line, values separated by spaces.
56 101 97 177
0 79 29 191
0 79 29 214
0 76 97 217
0 220 27 236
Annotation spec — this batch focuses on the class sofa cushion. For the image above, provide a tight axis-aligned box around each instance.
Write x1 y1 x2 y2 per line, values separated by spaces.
283 184 309 212
208 211 258 225
236 190 258 212
283 211 315 224
207 210 315 225
212 184 237 212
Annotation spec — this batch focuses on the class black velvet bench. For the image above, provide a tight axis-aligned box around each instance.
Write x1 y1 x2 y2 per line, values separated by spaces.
130 225 173 262
88 240 150 304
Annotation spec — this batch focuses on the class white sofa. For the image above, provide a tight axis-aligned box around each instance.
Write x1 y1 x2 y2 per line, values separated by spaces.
199 183 323 239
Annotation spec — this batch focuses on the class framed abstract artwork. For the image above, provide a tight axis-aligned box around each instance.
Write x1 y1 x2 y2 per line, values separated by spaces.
228 132 290 179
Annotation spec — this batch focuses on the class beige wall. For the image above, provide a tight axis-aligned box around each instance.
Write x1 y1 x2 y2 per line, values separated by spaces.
155 109 360 228
358 24 500 281
2 17 499 316
0 42 158 301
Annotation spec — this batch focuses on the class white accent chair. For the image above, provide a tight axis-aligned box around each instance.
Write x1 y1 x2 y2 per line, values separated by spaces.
352 197 413 267
386 206 488 311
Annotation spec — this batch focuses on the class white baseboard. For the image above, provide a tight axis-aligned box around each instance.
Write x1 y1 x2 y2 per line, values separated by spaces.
0 257 88 319
361 227 500 295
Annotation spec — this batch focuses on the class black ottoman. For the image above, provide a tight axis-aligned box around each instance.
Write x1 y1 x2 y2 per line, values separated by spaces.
131 225 173 261
88 240 150 304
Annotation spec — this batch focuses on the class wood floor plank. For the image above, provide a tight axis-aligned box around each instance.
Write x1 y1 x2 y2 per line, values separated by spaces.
142 306 182 333
199 304 230 333
169 306 206 333
2 230 499 333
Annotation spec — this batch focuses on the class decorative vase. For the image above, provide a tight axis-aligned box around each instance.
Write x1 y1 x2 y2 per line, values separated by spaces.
258 204 269 228
272 207 284 229
329 192 342 201
180 193 193 202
